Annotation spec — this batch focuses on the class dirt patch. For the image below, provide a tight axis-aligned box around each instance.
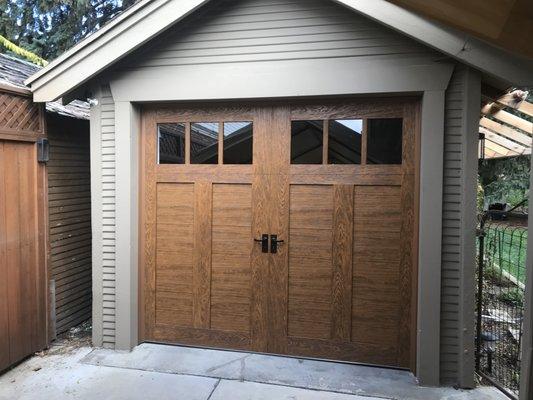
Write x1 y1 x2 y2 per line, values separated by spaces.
36 320 92 357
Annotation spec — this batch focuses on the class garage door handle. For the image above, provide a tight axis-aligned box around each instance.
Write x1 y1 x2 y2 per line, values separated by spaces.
254 234 269 253
270 235 284 254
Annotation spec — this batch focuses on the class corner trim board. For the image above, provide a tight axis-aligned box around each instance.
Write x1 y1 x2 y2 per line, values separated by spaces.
417 90 445 386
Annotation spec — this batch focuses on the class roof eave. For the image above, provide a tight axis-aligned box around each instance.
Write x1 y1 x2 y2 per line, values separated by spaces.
25 0 533 102
335 0 533 87
26 0 211 102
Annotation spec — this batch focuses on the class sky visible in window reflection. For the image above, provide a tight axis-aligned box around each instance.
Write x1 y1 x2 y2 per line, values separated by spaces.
336 119 363 133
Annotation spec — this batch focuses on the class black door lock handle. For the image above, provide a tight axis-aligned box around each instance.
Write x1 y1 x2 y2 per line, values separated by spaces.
254 234 269 253
270 235 284 254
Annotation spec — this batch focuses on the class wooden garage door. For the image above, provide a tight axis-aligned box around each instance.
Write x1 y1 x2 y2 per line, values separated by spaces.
140 99 418 370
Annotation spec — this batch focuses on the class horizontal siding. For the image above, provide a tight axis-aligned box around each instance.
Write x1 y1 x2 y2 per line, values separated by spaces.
100 85 116 349
441 66 466 385
119 0 437 71
47 115 92 335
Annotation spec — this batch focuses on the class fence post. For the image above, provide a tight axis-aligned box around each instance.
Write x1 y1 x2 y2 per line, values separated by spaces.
476 215 486 371
519 151 533 400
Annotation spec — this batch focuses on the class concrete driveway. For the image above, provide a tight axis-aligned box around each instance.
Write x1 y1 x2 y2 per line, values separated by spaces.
0 340 508 400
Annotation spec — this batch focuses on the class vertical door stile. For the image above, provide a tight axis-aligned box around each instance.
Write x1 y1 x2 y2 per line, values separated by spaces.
250 107 271 351
267 106 291 354
143 110 158 339
398 102 417 369
193 181 213 329
331 184 354 341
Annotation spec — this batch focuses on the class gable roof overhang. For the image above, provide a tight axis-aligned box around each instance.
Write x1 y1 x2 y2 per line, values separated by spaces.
25 0 533 102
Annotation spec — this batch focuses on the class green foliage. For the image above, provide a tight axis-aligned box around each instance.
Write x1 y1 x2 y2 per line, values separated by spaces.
0 34 47 65
477 183 485 212
0 0 137 61
479 155 530 211
497 290 524 307
485 225 528 284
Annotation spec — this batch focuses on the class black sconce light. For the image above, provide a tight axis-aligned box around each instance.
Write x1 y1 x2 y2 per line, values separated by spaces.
37 138 50 163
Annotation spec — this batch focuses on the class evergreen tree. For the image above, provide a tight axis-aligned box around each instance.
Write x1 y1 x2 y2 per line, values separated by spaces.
0 0 136 61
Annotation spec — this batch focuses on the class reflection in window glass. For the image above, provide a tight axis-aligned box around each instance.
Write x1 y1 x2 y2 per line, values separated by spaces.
224 122 253 164
328 119 362 164
291 120 323 164
367 118 403 165
158 123 185 164
191 122 219 164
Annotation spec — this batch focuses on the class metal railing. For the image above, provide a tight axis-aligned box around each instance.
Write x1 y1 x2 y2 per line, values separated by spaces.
476 214 528 399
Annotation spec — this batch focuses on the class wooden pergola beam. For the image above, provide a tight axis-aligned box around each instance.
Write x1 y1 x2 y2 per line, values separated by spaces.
484 138 520 158
480 117 532 147
480 127 529 155
481 108 533 134
482 97 533 119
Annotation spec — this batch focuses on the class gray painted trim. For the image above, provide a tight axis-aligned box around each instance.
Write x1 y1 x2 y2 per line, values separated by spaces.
26 0 533 101
114 101 141 350
335 0 533 86
417 90 445 386
520 158 533 399
109 59 454 102
457 67 480 389
90 85 104 347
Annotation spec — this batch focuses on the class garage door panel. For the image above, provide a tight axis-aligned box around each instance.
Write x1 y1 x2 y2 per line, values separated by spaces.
156 301 193 327
211 255 252 334
212 226 251 255
289 230 333 259
156 251 194 268
289 185 333 228
352 319 400 345
212 184 252 226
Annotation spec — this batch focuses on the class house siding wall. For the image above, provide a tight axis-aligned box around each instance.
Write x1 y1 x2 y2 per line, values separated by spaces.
115 0 439 78
100 85 117 349
440 65 479 386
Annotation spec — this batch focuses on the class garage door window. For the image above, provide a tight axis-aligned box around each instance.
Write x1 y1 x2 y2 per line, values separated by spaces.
328 119 363 164
158 123 185 164
367 118 403 164
191 122 219 164
291 120 324 164
223 122 253 164
291 117 403 165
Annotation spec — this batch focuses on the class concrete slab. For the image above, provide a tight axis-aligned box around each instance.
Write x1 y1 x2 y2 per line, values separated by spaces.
210 380 378 400
0 345 218 400
82 343 508 400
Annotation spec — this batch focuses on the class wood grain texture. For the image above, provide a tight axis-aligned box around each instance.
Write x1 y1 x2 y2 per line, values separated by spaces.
0 140 47 371
266 106 291 354
352 186 402 356
249 106 271 352
0 93 44 137
141 110 157 340
193 181 213 329
331 185 354 341
140 98 418 370
288 185 334 340
0 142 9 370
211 184 253 333
155 183 194 329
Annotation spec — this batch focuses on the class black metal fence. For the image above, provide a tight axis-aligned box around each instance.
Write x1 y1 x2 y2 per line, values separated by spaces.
476 215 527 398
